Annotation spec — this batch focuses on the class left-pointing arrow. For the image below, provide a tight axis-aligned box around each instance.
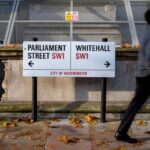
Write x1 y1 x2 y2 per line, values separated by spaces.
28 61 34 67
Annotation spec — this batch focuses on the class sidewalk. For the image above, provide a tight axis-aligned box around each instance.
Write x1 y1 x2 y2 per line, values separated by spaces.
0 117 150 150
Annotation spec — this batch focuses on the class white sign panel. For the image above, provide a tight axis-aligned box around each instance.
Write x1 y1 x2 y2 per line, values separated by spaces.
23 41 115 77
71 42 115 77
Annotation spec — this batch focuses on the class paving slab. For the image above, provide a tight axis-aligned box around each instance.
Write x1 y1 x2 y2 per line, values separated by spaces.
0 121 50 150
0 119 150 150
131 120 150 135
45 135 92 150
50 119 90 137
89 121 149 150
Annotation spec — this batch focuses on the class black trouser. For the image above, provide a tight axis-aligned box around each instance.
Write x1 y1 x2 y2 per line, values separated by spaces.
117 75 150 134
0 61 5 97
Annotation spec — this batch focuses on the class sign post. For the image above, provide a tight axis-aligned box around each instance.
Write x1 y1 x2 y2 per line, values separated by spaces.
32 38 38 122
32 76 37 122
101 77 107 123
101 38 108 123
23 41 115 121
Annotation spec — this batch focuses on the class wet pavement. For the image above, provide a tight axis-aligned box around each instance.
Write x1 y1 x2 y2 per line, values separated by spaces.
0 117 150 150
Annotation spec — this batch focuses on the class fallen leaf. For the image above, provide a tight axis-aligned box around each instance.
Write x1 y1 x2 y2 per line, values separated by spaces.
6 122 17 128
72 123 84 128
56 135 66 141
1 44 22 48
135 120 147 126
88 120 98 125
121 43 132 48
69 115 83 128
13 118 23 123
0 120 17 128
13 118 33 124
15 130 34 138
84 115 93 122
0 120 10 128
50 125 60 128
112 145 127 150
45 131 52 136
69 115 81 124
36 143 45 148
47 144 56 150
56 135 79 144
23 118 33 124
83 115 98 125
95 141 108 146
93 139 112 147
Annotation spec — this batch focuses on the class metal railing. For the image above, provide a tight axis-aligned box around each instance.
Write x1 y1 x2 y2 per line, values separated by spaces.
0 0 149 45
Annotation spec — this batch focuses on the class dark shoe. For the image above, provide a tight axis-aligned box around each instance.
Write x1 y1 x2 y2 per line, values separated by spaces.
115 132 138 143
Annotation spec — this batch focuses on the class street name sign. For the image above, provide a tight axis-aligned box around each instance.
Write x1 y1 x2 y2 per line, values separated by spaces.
23 41 115 77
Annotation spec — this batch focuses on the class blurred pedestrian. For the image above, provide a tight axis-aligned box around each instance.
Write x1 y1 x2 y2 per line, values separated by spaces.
115 9 150 143
0 60 5 100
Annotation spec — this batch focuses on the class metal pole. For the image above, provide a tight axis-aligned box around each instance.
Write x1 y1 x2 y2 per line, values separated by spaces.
123 0 139 45
32 38 38 122
4 0 17 44
70 0 73 41
70 0 73 69
101 38 108 123
101 78 107 123
32 77 37 122
7 0 20 44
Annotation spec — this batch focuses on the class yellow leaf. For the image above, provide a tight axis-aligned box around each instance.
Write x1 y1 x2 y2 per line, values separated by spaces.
84 115 93 122
0 120 16 128
135 120 147 126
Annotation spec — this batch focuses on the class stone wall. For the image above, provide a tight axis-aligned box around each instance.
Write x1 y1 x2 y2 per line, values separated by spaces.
2 59 146 103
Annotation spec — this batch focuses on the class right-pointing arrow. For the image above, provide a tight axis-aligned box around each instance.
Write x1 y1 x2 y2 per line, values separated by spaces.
104 61 110 67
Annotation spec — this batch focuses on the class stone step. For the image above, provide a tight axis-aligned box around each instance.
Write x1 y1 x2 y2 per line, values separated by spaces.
0 101 149 113
24 24 120 34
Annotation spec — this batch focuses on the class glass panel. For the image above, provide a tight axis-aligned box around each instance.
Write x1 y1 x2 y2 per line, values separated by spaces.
0 0 14 43
16 0 70 21
131 1 150 44
0 0 13 20
11 0 70 43
0 23 7 43
11 22 70 43
73 0 131 44
5 0 149 44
